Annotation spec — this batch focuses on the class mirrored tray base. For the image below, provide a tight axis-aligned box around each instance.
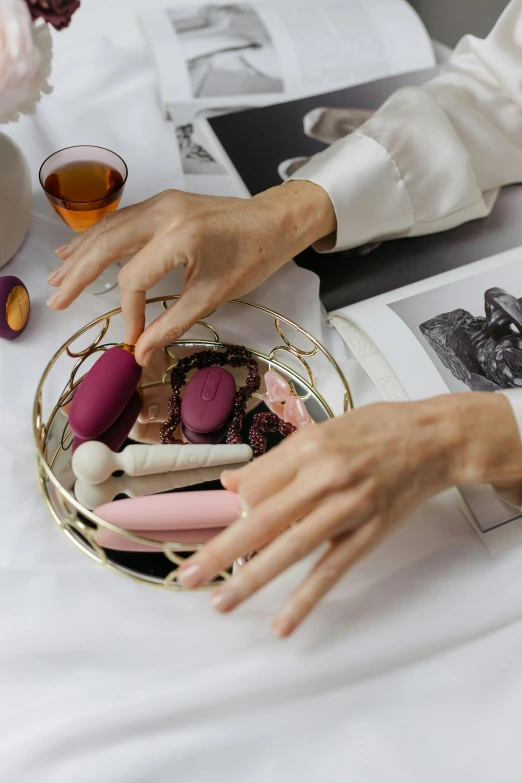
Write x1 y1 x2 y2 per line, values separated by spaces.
34 297 353 590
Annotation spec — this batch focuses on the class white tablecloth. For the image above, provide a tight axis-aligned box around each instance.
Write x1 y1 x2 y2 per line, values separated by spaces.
2 24 522 783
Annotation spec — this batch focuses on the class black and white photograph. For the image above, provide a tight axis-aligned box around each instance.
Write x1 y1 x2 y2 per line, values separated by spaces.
167 103 249 175
167 4 284 98
208 68 522 310
175 121 226 174
388 257 522 395
386 255 522 535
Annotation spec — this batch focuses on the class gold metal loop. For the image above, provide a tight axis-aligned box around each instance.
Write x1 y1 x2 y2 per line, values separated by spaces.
269 345 315 388
33 296 353 591
275 318 318 357
67 318 110 358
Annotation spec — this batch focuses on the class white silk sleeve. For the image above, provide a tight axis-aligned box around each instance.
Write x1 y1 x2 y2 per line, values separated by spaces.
289 0 522 252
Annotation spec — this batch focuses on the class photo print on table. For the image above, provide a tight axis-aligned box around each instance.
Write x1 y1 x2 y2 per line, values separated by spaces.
388 257 522 394
167 103 250 176
419 288 522 392
386 254 522 536
167 4 284 98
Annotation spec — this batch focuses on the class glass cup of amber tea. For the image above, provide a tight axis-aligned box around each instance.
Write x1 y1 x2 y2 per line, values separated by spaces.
39 146 128 294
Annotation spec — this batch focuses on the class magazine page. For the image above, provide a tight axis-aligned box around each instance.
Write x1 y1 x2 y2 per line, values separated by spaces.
139 0 435 195
330 246 522 538
140 0 434 106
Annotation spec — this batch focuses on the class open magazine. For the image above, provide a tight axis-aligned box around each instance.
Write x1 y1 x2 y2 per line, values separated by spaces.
329 247 522 554
139 0 435 196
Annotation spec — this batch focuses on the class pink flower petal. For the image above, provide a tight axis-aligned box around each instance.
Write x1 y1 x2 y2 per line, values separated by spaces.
0 0 53 123
263 393 285 418
264 370 290 403
283 396 310 429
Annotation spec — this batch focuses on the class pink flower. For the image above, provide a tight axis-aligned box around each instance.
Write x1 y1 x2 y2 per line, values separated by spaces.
26 0 80 31
0 0 52 123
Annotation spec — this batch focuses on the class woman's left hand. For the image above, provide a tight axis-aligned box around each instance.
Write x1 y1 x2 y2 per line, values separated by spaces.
177 392 522 637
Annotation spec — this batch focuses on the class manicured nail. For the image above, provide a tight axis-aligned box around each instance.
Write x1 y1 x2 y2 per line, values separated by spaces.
211 587 237 613
47 266 63 283
177 563 204 588
46 291 62 308
54 243 69 255
146 403 159 422
142 349 154 368
272 616 293 638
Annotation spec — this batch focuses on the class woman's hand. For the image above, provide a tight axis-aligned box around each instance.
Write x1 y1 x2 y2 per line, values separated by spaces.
46 183 336 367
177 393 522 637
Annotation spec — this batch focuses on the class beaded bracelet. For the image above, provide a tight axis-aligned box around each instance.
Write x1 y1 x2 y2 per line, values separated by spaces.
160 346 296 456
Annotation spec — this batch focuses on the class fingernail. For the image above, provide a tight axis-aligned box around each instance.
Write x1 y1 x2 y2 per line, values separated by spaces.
146 403 159 422
177 563 204 588
54 243 69 255
142 349 154 368
272 616 293 638
47 266 63 283
46 291 62 308
211 587 237 613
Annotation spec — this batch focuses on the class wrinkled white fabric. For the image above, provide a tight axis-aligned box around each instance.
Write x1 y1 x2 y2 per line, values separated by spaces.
4 10 522 783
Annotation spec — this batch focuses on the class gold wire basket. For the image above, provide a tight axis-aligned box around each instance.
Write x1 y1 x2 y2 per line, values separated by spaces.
33 296 353 590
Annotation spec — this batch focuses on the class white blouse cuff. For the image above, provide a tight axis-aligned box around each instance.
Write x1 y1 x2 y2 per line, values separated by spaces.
288 131 414 252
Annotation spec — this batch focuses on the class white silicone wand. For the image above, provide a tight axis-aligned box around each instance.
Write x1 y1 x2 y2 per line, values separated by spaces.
74 462 245 510
72 441 253 485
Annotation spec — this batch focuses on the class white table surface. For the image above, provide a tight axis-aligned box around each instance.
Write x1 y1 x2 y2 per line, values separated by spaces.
2 4 522 783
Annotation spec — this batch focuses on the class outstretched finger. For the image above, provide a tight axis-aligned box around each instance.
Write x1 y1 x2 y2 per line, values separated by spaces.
47 215 152 310
135 285 217 367
221 432 303 509
176 468 339 589
271 519 383 638
209 491 368 614
49 201 151 283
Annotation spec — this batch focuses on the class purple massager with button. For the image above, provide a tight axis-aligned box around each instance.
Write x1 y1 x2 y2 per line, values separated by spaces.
181 366 236 444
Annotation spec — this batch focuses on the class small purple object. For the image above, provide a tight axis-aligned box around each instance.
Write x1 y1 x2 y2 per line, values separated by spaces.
181 421 228 445
71 389 142 453
0 276 30 340
181 366 236 441
69 346 142 439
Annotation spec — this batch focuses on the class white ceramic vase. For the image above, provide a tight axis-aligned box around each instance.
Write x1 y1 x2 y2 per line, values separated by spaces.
0 133 32 269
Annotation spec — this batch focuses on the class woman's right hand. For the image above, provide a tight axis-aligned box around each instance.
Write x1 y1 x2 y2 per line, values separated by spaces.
46 182 336 367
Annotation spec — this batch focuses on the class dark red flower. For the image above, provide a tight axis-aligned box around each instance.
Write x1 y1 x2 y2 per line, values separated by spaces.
26 0 81 31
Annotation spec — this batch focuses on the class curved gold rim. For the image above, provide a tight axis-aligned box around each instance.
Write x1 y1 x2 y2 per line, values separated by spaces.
33 296 354 589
